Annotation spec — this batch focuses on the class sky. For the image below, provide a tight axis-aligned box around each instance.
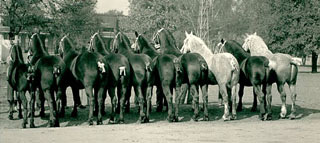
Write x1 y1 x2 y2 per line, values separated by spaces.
96 0 129 15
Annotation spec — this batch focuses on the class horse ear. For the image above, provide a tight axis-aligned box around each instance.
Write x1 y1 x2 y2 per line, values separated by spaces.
254 32 257 35
190 31 193 35
135 31 139 37
185 31 189 37
221 39 225 44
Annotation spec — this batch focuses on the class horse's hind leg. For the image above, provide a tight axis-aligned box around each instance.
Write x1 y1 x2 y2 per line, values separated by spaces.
56 87 66 118
85 86 94 125
265 84 273 120
219 84 231 121
97 87 106 125
231 84 239 120
236 84 244 112
71 87 79 117
201 84 209 121
29 90 36 128
162 85 174 122
146 85 153 123
107 87 117 123
277 83 287 119
19 91 28 128
253 85 266 120
191 84 200 121
288 84 297 119
251 89 258 112
17 94 23 119
134 86 146 123
119 84 128 123
44 89 59 127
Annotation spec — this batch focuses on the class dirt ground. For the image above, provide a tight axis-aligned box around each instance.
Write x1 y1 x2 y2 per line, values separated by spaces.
0 64 320 142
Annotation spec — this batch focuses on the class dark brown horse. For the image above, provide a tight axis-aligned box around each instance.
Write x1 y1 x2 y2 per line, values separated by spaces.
27 33 66 127
58 34 110 125
88 32 131 123
218 39 275 120
112 32 154 123
153 28 209 121
7 44 35 128
133 31 183 122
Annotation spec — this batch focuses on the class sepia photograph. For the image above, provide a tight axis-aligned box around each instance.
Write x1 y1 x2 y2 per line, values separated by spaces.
0 0 320 142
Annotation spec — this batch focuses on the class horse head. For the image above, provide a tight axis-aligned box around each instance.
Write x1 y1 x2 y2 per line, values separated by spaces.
112 32 131 53
152 28 178 51
216 38 227 53
8 44 24 64
89 32 108 55
27 33 48 64
58 34 73 57
242 32 268 53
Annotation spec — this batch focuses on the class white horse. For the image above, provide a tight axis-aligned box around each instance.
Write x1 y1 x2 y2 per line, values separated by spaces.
242 32 302 119
181 31 240 120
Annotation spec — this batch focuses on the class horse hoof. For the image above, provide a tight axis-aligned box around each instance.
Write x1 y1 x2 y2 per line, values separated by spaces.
22 123 27 129
231 114 237 120
8 114 13 120
259 113 266 121
288 114 296 120
167 115 174 122
203 116 210 121
279 113 287 119
88 120 94 126
71 111 78 118
97 120 103 125
266 114 272 121
173 116 179 122
223 115 231 121
192 115 199 122
30 123 36 128
119 119 125 124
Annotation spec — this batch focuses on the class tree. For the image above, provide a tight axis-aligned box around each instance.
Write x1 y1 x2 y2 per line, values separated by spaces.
0 0 50 39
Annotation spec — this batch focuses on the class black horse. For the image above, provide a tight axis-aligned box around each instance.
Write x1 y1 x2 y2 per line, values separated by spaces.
88 32 131 123
7 44 35 128
218 39 274 120
153 28 209 121
58 34 110 125
27 33 67 127
112 32 154 123
133 32 185 122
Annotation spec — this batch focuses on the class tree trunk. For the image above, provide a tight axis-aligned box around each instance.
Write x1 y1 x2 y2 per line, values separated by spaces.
311 51 318 73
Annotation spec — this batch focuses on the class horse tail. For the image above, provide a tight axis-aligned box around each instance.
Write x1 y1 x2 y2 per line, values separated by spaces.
145 61 152 72
119 66 126 76
290 63 298 84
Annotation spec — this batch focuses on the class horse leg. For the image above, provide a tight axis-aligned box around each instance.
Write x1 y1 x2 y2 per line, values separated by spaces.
85 86 94 125
156 85 164 112
56 87 65 118
97 87 106 125
107 87 117 123
277 83 287 119
288 84 297 119
119 84 128 123
236 84 244 112
29 90 36 128
71 87 79 117
44 89 59 127
134 86 146 123
93 87 99 116
7 84 14 120
19 91 28 128
251 89 258 112
201 84 209 121
191 84 200 121
186 85 193 104
218 92 223 106
253 85 266 120
38 89 45 118
219 84 231 121
179 84 188 104
124 87 131 113
265 84 273 120
17 94 23 119
162 84 174 122
231 84 239 120
173 84 182 122
146 85 153 123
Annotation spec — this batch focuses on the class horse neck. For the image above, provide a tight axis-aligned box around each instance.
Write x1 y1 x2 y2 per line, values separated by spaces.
118 43 133 56
249 38 273 59
12 46 24 64
94 45 109 56
225 42 249 64
189 42 213 65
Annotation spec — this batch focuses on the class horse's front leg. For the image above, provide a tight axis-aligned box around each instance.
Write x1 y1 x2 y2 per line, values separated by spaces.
107 87 116 123
135 86 146 123
253 85 266 120
7 84 14 120
71 86 80 117
265 84 273 120
56 86 66 118
277 83 287 119
29 90 36 128
201 84 209 121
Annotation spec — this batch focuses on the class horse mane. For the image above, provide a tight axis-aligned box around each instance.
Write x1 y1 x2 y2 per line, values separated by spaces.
115 32 131 50
139 34 157 52
30 33 48 55
161 29 178 49
89 32 109 54
243 33 273 58
60 34 75 52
